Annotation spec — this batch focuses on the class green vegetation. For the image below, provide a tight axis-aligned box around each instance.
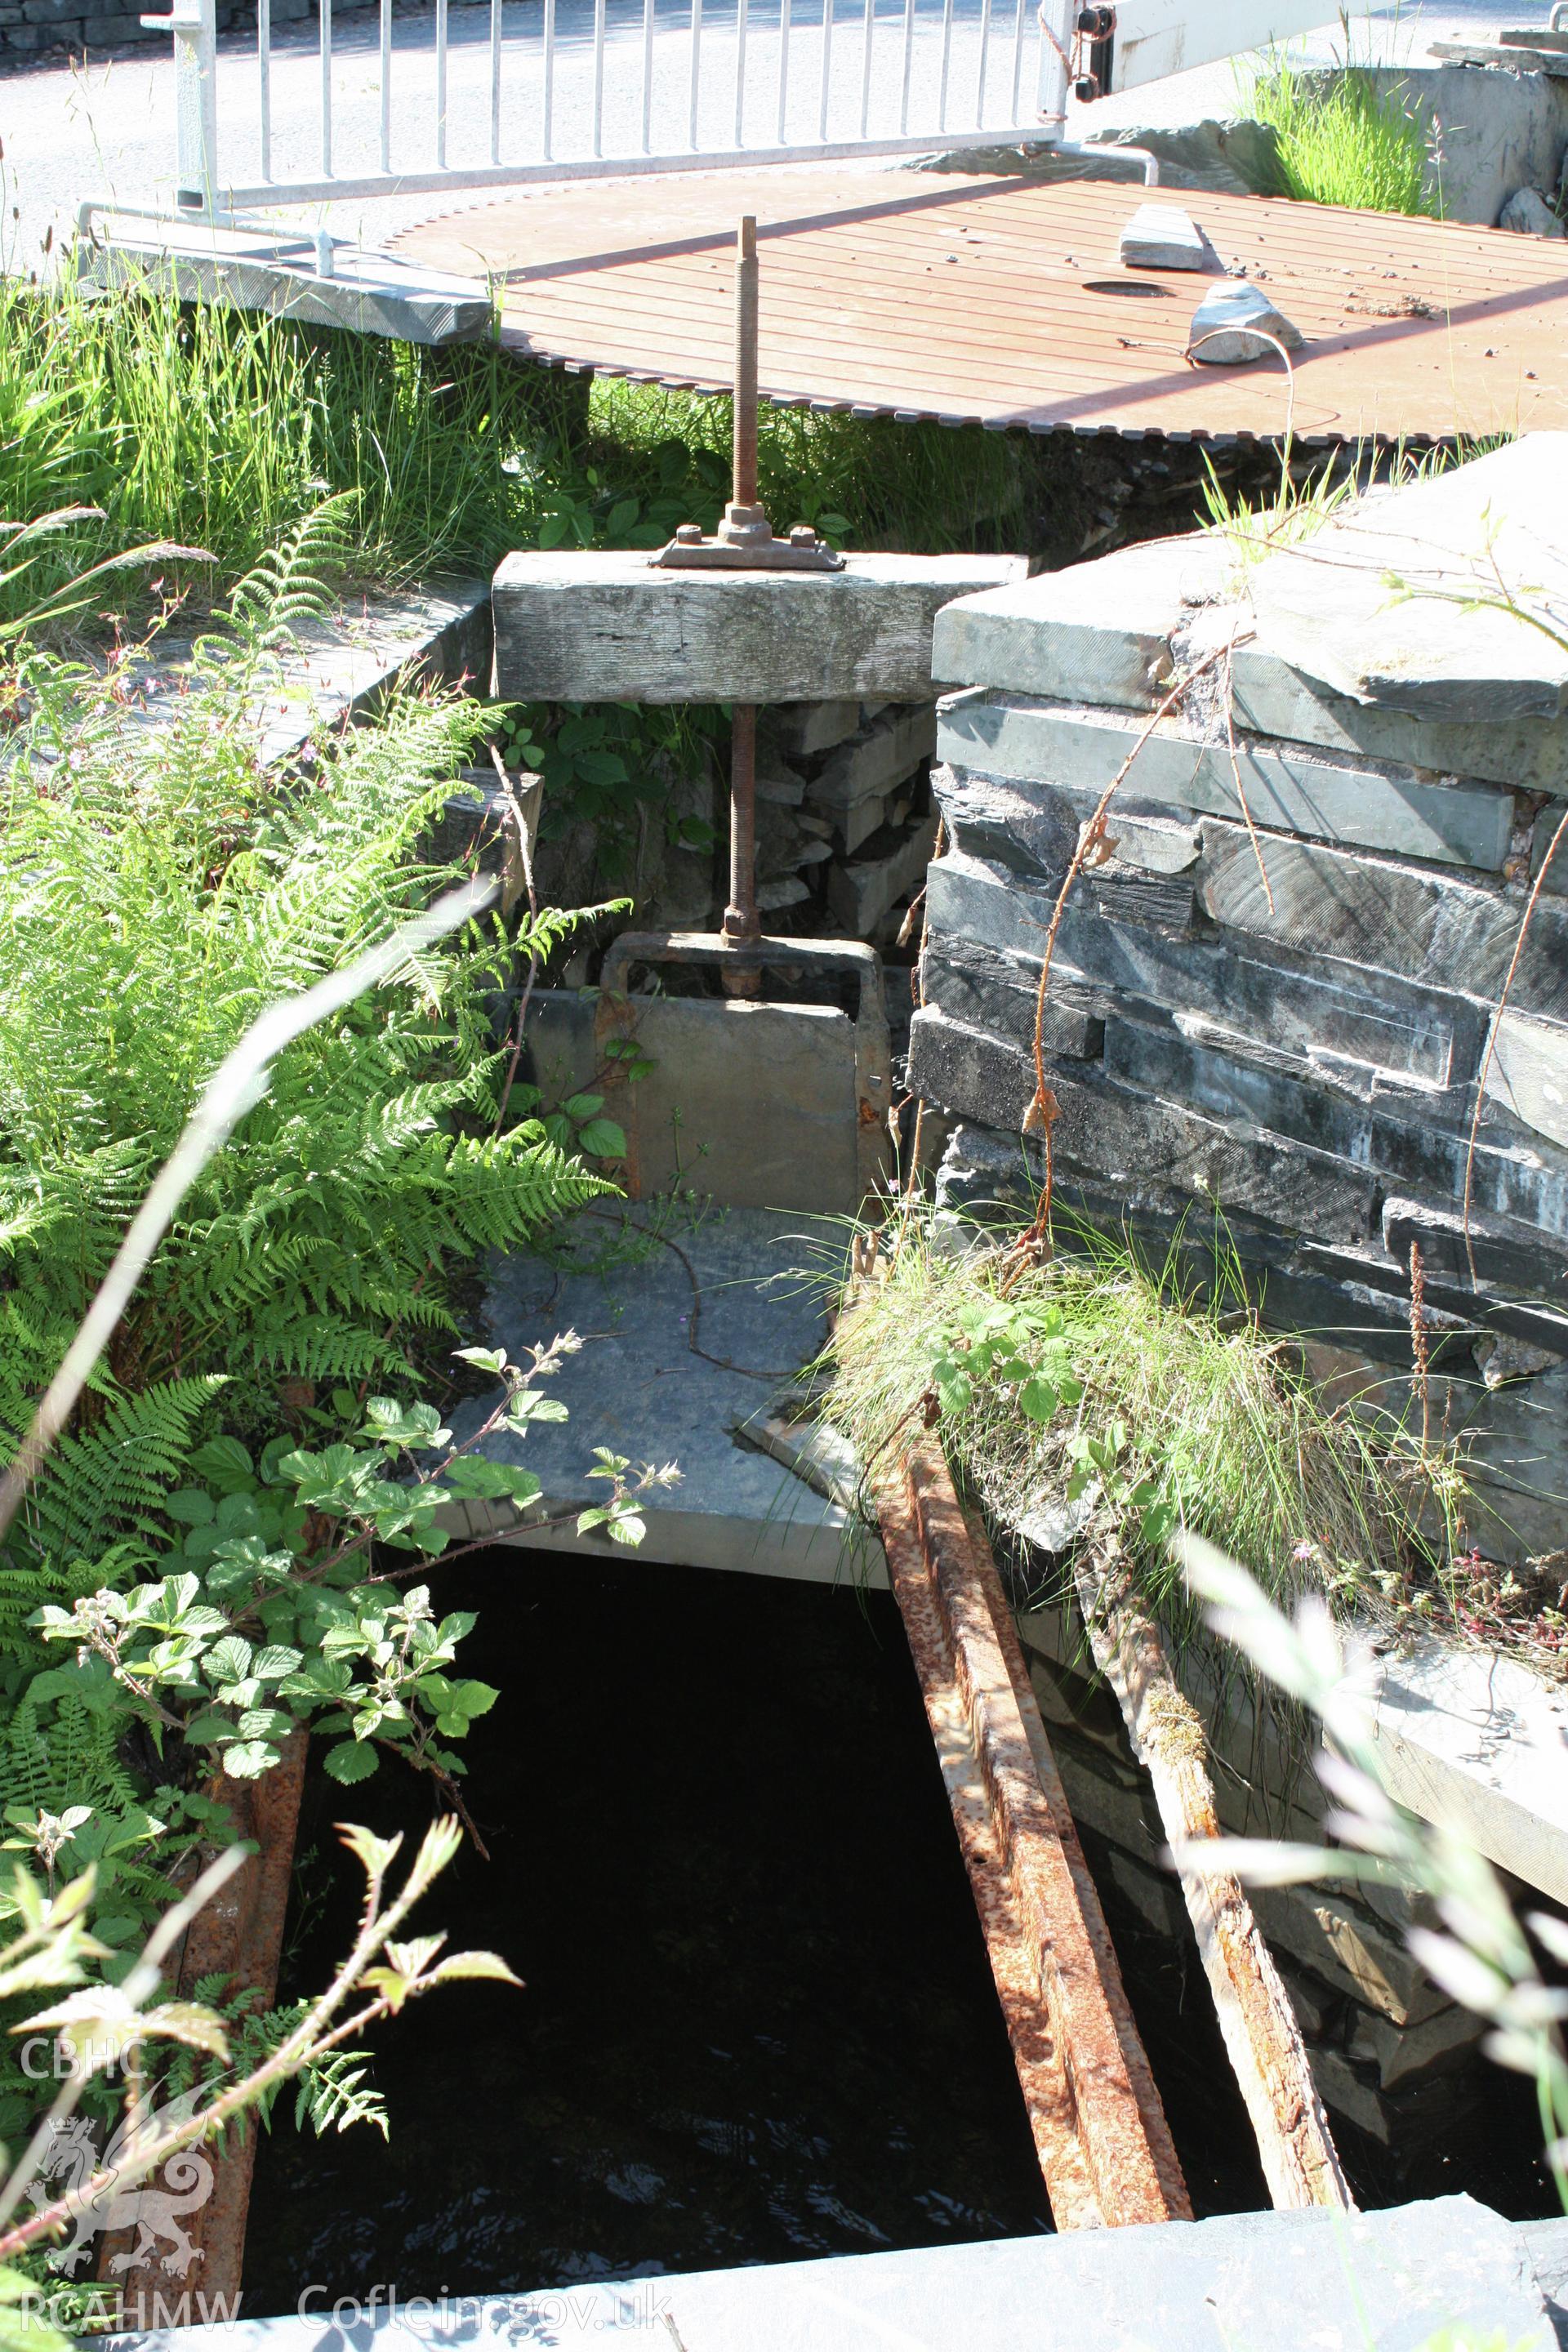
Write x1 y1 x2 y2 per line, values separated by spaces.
0 514 615 1435
495 696 728 880
1246 57 1435 216
0 512 679 2213
0 273 546 617
0 1816 510 2352
826 1208 1453 1637
0 270 1058 634
1196 438 1513 595
591 374 1030 555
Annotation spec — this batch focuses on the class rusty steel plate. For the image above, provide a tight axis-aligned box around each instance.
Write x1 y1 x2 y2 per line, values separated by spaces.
393 167 1568 443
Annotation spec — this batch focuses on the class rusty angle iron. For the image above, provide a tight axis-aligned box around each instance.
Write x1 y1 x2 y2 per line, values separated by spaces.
841 1242 1191 2230
99 1731 310 2319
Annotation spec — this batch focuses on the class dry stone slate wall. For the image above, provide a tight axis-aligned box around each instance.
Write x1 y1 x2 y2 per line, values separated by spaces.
910 441 1568 1571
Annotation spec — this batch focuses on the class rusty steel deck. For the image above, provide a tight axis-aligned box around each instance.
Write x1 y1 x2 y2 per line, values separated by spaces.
394 167 1568 443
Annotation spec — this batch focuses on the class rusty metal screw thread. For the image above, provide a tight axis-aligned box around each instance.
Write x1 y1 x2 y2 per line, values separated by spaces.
722 215 764 1000
733 213 760 514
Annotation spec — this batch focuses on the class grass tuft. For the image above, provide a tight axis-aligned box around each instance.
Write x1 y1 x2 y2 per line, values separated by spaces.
1245 58 1435 216
826 1207 1437 1639
0 268 575 623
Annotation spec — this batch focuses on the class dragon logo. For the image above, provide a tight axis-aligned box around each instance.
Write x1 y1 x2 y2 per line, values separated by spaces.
37 2098 214 2278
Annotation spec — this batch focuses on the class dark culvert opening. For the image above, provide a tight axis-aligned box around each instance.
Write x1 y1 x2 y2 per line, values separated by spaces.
243 1555 1064 2309
243 1552 1557 2313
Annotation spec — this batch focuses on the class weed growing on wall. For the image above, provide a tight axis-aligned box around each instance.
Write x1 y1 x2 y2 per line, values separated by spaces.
826 1207 1455 1644
493 698 728 879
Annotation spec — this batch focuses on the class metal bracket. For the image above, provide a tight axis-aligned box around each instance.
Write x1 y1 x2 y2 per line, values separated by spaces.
653 509 844 572
1071 2 1116 101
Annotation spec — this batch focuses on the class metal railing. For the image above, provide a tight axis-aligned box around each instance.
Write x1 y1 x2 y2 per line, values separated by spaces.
141 0 1091 220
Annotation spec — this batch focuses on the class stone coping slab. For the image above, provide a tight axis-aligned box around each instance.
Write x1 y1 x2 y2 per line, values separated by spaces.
1250 434 1568 723
447 1206 884 1586
929 529 1568 795
1362 1637 1568 1908
127 580 492 768
491 550 1026 705
112 2198 1555 2351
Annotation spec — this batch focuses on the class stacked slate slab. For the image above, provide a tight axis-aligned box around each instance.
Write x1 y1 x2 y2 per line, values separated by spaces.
912 437 1568 1564
491 547 1023 951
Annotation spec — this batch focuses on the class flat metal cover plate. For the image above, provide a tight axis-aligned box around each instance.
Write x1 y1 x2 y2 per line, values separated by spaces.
395 170 1568 443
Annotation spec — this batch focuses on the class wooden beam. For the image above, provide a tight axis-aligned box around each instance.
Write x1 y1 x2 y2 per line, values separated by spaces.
872 1435 1192 2230
1071 1534 1354 2212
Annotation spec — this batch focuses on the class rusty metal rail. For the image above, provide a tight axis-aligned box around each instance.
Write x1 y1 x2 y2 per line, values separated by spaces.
102 1732 310 2319
1071 1532 1352 2213
871 1432 1191 2229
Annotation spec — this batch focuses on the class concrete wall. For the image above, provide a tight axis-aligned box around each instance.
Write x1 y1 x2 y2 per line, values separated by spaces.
1325 62 1568 229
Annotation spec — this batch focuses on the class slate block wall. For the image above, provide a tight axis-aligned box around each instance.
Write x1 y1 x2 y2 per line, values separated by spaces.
1 0 399 66
910 534 1568 1565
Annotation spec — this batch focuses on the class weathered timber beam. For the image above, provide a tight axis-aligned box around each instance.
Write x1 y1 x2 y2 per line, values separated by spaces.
104 1731 309 2320
1072 1533 1353 2213
872 1437 1191 2230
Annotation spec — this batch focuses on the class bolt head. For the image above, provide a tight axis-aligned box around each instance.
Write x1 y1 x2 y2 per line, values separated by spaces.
788 524 820 547
675 523 704 545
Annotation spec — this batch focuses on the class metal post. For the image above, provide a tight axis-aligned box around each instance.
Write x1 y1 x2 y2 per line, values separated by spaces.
724 216 762 998
320 0 334 174
141 0 219 213
259 0 272 182
733 214 759 512
723 705 762 995
435 0 448 168
489 0 503 164
1035 0 1071 129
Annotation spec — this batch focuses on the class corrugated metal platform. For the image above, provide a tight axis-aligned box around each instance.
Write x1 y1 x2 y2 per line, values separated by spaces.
392 167 1568 443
